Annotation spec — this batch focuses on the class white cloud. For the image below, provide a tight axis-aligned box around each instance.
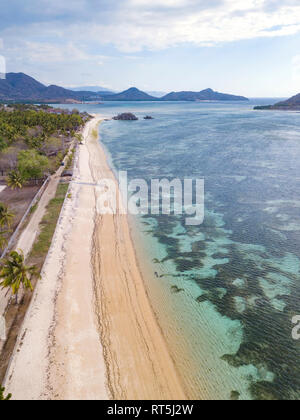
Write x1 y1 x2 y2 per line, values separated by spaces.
128 0 191 7
100 0 300 51
23 0 300 53
2 0 300 58
5 38 111 65
0 55 6 77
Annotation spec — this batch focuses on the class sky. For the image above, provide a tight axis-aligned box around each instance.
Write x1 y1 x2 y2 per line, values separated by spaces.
1 0 300 97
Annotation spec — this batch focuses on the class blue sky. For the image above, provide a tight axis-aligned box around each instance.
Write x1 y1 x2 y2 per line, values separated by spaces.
1 0 300 96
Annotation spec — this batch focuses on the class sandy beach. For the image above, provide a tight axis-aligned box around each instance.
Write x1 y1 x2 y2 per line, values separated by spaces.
3 116 186 400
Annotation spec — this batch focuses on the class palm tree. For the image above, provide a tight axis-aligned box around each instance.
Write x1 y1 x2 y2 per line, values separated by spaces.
0 251 38 304
6 170 24 190
0 203 14 228
0 230 9 251
0 386 12 401
75 133 83 144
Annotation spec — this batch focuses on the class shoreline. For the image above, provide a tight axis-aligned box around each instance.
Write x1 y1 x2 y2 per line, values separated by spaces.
89 117 187 399
3 115 187 400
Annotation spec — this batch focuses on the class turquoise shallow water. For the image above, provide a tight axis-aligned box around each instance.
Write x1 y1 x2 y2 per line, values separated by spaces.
58 100 300 400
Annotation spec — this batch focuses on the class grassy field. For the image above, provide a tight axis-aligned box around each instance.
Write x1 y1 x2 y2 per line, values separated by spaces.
29 183 69 271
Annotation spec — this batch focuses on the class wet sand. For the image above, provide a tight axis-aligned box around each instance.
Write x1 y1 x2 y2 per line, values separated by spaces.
89 120 186 400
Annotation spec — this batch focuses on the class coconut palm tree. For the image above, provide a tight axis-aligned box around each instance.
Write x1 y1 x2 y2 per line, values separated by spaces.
75 133 83 144
6 170 24 190
0 203 14 228
0 251 38 304
0 386 12 401
0 230 9 251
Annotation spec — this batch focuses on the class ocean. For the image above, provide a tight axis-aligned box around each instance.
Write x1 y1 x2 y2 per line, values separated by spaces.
58 100 300 400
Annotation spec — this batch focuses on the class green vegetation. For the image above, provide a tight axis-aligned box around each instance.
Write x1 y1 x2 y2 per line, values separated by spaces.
30 183 69 270
0 251 39 304
17 150 49 180
0 230 9 250
65 148 75 170
6 170 25 190
0 203 14 252
75 133 83 143
29 202 38 215
0 203 14 228
0 107 84 140
0 106 89 186
0 386 11 400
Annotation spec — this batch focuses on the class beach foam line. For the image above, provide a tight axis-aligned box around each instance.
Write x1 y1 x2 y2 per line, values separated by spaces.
88 117 187 400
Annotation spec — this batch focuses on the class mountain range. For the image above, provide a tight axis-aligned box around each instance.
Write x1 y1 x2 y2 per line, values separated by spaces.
0 72 249 103
69 86 166 97
66 86 116 96
102 87 158 101
69 86 114 94
0 73 104 103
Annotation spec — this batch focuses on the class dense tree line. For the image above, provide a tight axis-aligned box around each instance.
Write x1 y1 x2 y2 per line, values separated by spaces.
0 106 89 186
0 108 85 151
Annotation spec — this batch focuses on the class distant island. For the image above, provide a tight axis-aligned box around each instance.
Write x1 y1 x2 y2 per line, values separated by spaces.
254 93 300 110
0 73 249 103
160 88 248 102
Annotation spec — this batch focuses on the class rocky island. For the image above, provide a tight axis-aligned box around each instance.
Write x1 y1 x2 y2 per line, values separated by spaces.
113 113 139 121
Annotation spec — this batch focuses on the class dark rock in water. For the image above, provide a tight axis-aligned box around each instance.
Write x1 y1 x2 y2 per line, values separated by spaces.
230 391 240 401
196 295 207 303
255 298 268 308
171 285 184 294
144 115 154 120
112 113 138 121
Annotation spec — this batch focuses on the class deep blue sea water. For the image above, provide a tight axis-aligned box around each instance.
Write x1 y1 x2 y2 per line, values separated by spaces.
58 100 300 400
